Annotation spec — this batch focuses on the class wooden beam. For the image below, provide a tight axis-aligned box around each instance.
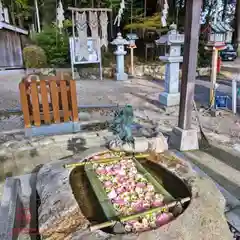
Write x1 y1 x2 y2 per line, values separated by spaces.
68 7 112 12
178 0 203 130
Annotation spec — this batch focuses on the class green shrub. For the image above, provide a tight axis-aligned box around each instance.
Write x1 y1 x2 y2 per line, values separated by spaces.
101 48 115 67
23 45 47 68
33 25 69 67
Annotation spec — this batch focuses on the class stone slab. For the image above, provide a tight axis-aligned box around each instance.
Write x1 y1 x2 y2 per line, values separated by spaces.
25 122 81 138
225 207 240 233
172 150 240 209
0 178 20 240
172 150 240 233
159 92 180 107
0 173 37 240
169 127 199 151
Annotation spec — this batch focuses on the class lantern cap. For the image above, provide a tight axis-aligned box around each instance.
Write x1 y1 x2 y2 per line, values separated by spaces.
126 33 139 40
111 32 129 45
210 21 234 33
169 23 177 30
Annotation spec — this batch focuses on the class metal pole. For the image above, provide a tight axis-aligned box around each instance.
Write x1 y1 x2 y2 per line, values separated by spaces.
34 0 41 32
232 77 237 114
178 0 203 130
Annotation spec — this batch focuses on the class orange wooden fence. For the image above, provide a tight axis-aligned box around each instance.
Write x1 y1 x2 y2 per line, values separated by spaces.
19 75 78 128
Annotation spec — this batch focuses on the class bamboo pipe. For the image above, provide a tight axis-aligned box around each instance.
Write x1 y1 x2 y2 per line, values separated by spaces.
90 197 191 231
64 153 150 168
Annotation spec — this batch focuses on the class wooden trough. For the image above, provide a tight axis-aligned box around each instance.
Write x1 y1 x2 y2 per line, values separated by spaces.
85 157 181 232
19 74 80 137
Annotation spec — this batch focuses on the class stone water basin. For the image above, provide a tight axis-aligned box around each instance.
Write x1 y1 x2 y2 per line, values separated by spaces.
71 155 191 234
36 149 232 240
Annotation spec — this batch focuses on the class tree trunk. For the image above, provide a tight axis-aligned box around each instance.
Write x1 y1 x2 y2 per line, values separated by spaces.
10 0 16 25
16 5 24 28
236 0 240 52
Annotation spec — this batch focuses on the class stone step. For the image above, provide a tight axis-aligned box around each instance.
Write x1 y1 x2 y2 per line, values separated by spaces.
172 150 240 235
182 150 240 200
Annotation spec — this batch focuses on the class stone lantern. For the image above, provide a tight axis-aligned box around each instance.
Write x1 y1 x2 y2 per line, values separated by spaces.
155 23 184 106
126 33 138 47
205 21 234 108
111 32 129 81
207 22 234 47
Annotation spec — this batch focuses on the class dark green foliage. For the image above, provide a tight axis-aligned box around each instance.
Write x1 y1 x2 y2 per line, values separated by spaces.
110 105 135 145
23 45 47 68
102 48 116 67
33 25 70 67
198 33 211 68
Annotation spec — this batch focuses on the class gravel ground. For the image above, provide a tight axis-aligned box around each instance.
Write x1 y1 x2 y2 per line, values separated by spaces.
0 70 239 147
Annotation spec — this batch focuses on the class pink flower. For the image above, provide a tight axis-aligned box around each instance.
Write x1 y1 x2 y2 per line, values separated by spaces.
116 186 125 194
113 198 125 205
108 189 117 199
155 213 173 226
96 167 106 175
136 182 146 188
152 200 164 207
131 201 144 212
142 201 151 209
146 184 155 192
103 181 112 188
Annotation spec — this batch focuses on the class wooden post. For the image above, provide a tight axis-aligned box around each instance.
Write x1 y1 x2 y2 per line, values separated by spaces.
210 47 218 107
169 0 202 150
130 48 134 75
178 0 203 130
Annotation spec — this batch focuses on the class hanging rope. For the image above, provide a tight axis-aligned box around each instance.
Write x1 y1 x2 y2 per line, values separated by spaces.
114 0 125 27
161 0 169 27
56 0 65 33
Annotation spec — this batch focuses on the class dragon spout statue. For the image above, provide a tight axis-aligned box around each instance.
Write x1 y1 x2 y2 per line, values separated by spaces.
109 104 135 150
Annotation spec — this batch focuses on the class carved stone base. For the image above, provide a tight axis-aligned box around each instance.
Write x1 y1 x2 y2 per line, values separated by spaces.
115 72 128 81
108 134 168 153
159 92 180 106
169 127 199 151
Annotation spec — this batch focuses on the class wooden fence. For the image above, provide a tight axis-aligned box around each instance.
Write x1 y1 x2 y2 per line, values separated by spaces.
19 75 78 128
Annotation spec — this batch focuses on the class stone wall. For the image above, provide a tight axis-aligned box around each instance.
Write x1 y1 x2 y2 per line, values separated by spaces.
25 65 211 81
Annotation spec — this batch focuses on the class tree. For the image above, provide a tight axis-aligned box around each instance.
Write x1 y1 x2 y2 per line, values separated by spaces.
235 0 240 52
3 0 33 28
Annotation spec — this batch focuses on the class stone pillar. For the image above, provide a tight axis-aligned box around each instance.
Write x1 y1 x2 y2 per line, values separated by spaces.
156 24 184 107
111 33 129 81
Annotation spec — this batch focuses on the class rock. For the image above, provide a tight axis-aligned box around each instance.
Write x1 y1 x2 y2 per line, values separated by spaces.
134 65 144 77
149 133 168 153
36 164 89 239
78 112 91 121
198 67 211 76
90 75 97 80
233 144 240 153
108 135 168 153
